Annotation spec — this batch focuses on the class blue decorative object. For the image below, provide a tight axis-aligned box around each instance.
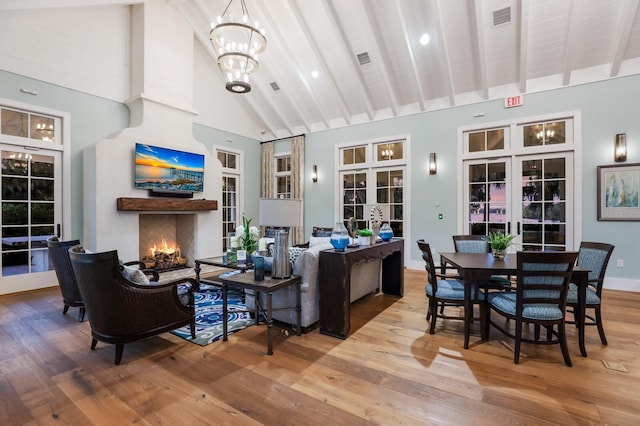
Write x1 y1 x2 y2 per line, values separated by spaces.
379 223 394 241
330 222 350 252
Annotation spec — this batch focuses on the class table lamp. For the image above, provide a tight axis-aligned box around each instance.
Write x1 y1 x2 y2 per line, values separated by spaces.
259 198 303 278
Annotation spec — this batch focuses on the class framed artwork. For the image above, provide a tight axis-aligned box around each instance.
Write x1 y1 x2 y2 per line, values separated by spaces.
597 163 640 221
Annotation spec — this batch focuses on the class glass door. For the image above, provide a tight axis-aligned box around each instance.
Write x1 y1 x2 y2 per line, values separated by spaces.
514 153 574 251
1 146 61 293
339 166 405 237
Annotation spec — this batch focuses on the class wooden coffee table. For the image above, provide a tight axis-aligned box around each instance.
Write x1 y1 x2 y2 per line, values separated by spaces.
202 272 301 355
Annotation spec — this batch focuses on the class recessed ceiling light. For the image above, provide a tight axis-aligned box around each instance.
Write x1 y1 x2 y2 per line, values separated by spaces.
419 33 430 46
311 70 319 78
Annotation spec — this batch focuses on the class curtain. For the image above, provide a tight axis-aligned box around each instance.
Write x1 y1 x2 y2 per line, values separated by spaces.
291 135 305 245
261 142 275 198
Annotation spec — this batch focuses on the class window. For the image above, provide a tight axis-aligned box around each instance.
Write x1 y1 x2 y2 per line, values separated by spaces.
217 149 241 251
275 154 292 199
460 116 576 251
1 107 58 143
338 138 408 238
466 128 507 153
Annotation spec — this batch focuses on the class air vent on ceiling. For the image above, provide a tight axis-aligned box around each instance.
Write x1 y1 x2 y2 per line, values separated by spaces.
270 81 280 91
356 52 371 65
492 7 511 26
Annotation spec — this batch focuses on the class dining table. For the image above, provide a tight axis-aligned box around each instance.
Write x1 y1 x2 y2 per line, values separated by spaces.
439 252 591 356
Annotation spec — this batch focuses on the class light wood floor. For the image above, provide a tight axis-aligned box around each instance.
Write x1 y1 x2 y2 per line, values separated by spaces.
1 269 639 425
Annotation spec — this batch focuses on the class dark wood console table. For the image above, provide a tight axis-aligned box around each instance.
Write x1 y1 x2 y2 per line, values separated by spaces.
319 238 404 339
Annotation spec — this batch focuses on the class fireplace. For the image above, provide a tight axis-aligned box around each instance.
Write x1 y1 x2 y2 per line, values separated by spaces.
139 214 196 271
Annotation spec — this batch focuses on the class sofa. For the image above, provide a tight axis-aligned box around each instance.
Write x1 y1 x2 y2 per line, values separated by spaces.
248 240 381 330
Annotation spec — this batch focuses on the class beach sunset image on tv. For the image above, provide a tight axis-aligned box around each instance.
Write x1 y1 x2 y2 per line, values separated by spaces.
135 143 205 192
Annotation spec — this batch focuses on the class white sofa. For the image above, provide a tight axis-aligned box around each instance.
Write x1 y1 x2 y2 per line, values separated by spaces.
248 242 381 329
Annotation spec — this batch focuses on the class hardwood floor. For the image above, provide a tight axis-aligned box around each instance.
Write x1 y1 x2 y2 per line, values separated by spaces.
1 269 639 425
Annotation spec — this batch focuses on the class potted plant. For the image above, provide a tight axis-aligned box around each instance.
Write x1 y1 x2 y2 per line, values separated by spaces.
357 228 374 246
486 231 516 259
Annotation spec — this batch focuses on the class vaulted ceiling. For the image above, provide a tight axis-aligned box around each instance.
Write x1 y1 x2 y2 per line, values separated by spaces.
181 0 640 139
4 0 640 140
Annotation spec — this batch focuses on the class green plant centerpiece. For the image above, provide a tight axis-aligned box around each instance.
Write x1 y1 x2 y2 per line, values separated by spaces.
486 231 516 260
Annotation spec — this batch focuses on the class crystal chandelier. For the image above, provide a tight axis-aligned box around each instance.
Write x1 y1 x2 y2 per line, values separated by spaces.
209 0 266 94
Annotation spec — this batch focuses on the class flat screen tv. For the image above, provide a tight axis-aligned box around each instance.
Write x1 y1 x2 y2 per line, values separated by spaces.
134 143 205 193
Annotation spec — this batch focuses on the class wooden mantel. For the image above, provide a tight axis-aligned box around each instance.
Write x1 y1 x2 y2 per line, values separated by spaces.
116 197 217 212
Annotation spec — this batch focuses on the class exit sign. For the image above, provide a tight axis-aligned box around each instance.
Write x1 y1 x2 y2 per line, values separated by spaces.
504 95 524 108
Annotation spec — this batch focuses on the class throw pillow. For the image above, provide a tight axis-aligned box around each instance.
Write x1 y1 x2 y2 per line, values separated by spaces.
121 265 150 285
289 247 306 267
309 236 331 248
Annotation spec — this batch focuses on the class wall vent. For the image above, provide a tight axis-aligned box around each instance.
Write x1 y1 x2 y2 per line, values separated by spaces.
492 7 511 26
357 52 371 65
270 82 280 91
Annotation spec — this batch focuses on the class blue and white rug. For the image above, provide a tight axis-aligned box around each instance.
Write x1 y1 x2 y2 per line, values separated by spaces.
171 284 255 346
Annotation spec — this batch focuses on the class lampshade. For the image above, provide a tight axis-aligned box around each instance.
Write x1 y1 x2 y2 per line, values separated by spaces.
259 198 302 227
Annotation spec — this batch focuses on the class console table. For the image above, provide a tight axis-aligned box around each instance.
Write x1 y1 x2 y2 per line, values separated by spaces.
318 238 404 339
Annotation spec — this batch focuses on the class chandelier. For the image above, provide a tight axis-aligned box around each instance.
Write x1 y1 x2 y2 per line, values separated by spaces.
209 0 266 94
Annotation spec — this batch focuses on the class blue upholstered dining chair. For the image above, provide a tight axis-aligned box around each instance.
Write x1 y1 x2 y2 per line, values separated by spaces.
566 241 615 345
452 235 512 290
417 239 486 334
487 251 578 366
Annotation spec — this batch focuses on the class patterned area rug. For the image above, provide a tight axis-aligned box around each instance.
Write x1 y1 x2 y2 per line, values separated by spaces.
171 283 255 346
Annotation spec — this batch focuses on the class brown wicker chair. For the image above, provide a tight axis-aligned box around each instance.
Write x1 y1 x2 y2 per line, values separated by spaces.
47 237 159 322
69 245 196 365
47 237 85 321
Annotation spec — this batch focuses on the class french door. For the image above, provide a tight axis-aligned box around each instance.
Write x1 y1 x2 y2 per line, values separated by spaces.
1 145 62 293
339 166 405 237
461 116 576 251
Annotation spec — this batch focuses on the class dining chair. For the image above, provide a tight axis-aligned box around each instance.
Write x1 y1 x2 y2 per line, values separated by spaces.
566 241 615 345
487 251 578 366
417 239 485 334
451 235 512 290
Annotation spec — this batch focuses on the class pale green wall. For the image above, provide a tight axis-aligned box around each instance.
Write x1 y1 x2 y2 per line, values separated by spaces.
192 124 262 220
2 70 638 281
0 70 129 241
304 74 639 280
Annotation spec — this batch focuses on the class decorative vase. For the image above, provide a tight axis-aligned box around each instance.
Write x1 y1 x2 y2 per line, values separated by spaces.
379 223 394 241
330 222 350 252
492 248 506 260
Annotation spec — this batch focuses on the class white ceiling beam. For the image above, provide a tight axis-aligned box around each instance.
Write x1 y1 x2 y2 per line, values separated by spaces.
434 0 456 106
188 0 277 137
471 0 489 100
323 0 375 121
393 0 425 111
518 0 530 94
252 2 331 130
286 0 353 126
561 0 581 86
609 0 640 77
359 0 399 116
0 0 141 9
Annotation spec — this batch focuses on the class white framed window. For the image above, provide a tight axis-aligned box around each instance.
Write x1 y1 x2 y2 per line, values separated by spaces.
459 113 580 251
337 137 409 238
274 154 292 199
216 148 243 251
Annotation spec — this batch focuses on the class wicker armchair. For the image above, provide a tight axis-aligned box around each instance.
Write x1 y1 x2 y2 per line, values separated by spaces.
47 237 85 321
47 237 159 322
69 245 196 365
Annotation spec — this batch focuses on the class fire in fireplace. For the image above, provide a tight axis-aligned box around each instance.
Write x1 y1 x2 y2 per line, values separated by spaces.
141 237 188 271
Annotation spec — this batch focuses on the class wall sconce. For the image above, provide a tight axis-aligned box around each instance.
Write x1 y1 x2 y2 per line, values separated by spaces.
311 165 318 182
615 133 627 162
429 153 437 175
